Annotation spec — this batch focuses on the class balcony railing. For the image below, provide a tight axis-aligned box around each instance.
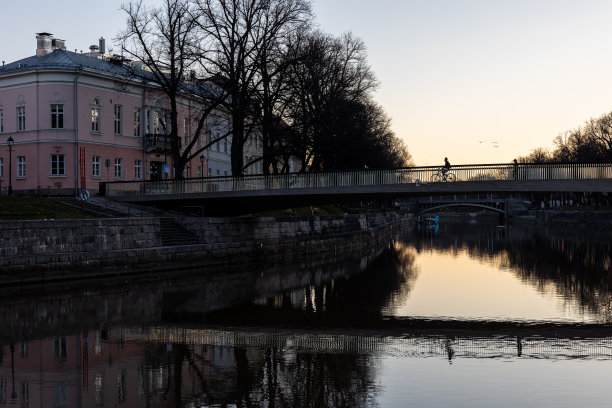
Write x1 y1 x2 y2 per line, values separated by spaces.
101 162 612 197
145 134 181 153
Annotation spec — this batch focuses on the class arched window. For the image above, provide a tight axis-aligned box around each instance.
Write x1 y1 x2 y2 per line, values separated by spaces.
91 97 101 132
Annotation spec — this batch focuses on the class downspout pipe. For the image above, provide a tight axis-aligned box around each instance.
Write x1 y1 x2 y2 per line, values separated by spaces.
73 68 82 196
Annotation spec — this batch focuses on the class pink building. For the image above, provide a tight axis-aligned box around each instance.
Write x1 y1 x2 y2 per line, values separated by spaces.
0 33 221 196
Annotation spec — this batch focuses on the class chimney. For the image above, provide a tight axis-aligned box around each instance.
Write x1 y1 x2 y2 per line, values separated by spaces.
52 38 66 51
89 45 99 54
99 37 106 54
36 32 53 57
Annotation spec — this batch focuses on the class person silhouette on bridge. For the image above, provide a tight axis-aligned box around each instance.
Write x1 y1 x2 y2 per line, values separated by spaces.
513 159 519 180
442 157 451 176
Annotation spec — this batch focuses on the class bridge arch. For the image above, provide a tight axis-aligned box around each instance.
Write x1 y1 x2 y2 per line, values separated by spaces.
419 203 506 215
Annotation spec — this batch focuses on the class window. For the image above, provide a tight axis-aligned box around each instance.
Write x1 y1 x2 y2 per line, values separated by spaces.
19 342 28 358
53 337 67 360
224 138 228 153
164 113 171 134
153 111 160 135
114 158 123 178
145 109 151 133
114 105 122 135
0 158 3 179
134 108 141 137
184 117 189 146
92 156 101 177
17 156 26 178
17 106 25 131
118 369 127 403
54 382 68 407
51 104 64 129
0 110 3 133
50 154 65 176
134 160 142 180
91 98 100 132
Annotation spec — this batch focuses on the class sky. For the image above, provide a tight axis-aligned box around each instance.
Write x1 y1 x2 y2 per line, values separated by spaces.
2 0 612 166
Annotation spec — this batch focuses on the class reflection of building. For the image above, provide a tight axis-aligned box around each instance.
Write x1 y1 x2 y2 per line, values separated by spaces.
0 331 173 408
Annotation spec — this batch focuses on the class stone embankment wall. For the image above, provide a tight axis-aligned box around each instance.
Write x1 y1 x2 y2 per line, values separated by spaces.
0 213 410 281
517 210 612 227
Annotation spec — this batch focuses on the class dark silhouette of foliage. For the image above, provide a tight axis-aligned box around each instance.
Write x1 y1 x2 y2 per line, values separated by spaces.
518 111 612 163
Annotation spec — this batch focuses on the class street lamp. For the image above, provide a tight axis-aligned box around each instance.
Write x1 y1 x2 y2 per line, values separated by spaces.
199 154 205 179
7 136 13 196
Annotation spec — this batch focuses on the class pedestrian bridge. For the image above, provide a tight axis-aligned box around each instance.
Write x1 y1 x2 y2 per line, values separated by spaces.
100 162 612 214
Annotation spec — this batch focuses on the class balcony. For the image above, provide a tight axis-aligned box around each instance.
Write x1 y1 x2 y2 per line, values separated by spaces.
145 134 181 153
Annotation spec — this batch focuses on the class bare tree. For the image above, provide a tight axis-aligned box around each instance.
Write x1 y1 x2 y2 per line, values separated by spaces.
118 0 232 179
194 0 311 175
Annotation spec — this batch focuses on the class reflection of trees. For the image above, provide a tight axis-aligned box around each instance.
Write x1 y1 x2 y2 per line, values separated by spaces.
147 342 378 408
410 220 612 322
214 244 418 326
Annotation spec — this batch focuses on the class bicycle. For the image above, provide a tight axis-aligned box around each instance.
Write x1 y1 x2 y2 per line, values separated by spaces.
431 168 457 182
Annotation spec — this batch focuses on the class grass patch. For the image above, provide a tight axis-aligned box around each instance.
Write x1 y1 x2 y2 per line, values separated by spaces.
0 197 98 220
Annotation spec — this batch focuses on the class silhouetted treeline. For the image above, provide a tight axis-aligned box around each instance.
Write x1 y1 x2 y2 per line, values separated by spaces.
518 111 612 163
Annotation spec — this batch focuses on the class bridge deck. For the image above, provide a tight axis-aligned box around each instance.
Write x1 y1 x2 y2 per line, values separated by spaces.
100 163 612 213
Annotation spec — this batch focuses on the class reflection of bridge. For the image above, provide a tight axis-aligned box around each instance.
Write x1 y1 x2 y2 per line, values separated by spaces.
100 163 612 214
126 326 612 360
416 197 530 215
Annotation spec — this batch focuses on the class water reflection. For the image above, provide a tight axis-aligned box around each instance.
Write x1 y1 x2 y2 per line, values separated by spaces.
0 219 611 406
405 219 612 323
3 327 612 407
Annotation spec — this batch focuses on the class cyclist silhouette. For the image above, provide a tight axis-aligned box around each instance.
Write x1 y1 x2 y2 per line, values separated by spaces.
442 157 451 175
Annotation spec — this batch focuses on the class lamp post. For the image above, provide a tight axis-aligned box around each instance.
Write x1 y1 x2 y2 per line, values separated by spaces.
7 136 13 196
200 154 205 179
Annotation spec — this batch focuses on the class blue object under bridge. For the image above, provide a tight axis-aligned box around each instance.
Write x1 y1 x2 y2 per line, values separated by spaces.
100 162 612 215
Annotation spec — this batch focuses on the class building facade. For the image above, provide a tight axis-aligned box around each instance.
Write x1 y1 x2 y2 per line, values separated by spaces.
0 33 239 195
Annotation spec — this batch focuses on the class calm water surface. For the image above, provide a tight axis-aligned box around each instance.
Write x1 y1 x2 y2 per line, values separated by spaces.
1 218 612 407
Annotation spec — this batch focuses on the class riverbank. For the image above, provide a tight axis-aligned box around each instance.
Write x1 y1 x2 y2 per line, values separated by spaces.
0 212 410 283
516 209 612 227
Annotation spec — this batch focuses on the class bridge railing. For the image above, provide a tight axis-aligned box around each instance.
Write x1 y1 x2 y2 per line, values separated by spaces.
101 162 612 197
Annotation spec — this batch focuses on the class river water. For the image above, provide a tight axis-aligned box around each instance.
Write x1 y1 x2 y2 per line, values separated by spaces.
1 217 612 407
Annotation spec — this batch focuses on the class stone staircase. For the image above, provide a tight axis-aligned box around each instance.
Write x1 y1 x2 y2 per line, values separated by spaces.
159 218 200 246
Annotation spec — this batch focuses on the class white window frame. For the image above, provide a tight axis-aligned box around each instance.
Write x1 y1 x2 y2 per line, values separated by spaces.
17 106 25 131
114 158 123 178
92 156 101 177
50 154 65 176
91 98 101 133
17 156 26 178
134 159 142 180
134 108 141 137
51 104 64 129
114 105 122 135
